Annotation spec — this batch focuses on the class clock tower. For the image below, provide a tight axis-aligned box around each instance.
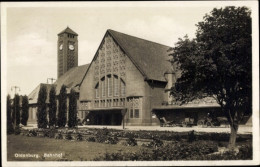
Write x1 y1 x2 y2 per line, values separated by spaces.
57 27 78 78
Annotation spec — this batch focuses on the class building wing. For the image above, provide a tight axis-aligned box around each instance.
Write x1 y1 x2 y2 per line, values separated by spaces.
28 83 53 105
55 64 90 95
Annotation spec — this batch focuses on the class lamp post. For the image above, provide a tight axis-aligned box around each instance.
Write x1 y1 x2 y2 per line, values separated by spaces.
11 86 20 128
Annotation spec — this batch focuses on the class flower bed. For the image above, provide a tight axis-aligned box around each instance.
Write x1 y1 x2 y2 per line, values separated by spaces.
21 127 251 146
93 141 252 161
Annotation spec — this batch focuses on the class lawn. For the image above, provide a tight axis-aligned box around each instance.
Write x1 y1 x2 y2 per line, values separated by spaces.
7 134 142 161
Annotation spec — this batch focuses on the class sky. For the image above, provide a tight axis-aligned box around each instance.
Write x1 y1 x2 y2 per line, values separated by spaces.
2 1 257 97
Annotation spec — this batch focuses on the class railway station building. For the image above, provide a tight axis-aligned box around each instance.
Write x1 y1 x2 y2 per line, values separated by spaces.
27 27 251 126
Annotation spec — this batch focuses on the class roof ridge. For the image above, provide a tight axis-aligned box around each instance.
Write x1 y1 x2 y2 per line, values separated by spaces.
107 29 171 48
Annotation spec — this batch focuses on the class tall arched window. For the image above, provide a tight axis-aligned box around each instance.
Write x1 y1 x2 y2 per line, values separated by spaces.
95 83 99 98
101 77 105 97
121 79 126 96
114 75 119 96
108 75 112 97
94 75 125 99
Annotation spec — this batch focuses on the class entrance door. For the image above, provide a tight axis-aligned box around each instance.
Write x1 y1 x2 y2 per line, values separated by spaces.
86 110 123 125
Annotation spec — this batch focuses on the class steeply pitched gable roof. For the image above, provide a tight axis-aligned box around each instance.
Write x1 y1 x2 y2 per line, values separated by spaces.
28 83 53 105
108 29 173 82
80 29 174 85
55 64 90 95
58 27 78 36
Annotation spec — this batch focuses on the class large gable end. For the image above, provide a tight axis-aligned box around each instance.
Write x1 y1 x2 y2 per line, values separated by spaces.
80 29 173 87
80 30 142 86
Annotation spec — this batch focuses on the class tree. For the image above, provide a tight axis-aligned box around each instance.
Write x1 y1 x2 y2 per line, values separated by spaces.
48 86 57 127
7 94 14 134
58 85 67 127
169 7 251 149
37 85 48 128
21 95 29 126
13 94 21 127
68 89 78 128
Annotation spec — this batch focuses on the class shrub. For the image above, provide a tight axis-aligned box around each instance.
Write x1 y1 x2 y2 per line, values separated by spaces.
105 136 119 144
43 130 50 137
48 86 57 127
21 95 29 126
37 85 48 128
86 137 96 142
49 129 56 138
187 130 196 142
75 133 83 141
96 128 110 136
96 135 107 143
82 128 251 143
57 85 67 127
14 127 21 135
146 138 163 148
194 144 252 160
68 89 77 128
13 94 21 126
236 144 252 160
94 140 218 161
7 94 14 134
95 128 114 143
65 133 73 140
27 130 37 137
55 133 63 140
126 135 137 146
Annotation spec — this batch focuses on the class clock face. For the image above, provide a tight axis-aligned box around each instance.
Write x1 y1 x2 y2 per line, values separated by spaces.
59 44 63 50
69 44 74 50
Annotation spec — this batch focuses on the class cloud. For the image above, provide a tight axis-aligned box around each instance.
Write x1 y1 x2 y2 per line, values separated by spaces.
7 32 56 67
7 31 57 95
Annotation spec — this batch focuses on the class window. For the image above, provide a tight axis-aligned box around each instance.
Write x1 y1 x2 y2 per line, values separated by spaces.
114 75 119 96
113 99 119 106
94 100 99 108
134 109 139 118
121 79 126 96
95 75 126 104
107 99 112 107
120 98 125 106
101 100 106 107
128 97 141 119
101 77 105 97
108 75 112 97
95 83 99 98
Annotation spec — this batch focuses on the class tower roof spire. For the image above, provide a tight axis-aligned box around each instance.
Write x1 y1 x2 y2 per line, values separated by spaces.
58 27 78 36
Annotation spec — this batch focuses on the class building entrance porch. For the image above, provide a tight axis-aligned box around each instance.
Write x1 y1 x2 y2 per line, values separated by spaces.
85 109 126 125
